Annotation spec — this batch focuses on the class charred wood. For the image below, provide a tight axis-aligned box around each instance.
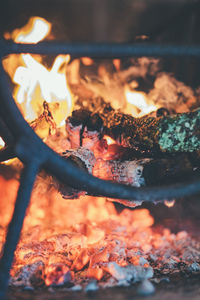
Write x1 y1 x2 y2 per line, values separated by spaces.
68 95 200 153
57 148 196 199
56 148 96 199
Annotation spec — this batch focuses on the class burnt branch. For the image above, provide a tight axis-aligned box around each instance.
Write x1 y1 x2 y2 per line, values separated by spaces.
57 148 196 201
69 95 200 153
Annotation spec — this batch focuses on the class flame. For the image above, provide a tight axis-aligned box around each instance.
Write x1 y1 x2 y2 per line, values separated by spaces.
104 135 116 145
113 59 120 71
125 87 157 117
0 137 5 148
3 17 73 128
164 199 175 208
81 57 93 66
11 17 51 44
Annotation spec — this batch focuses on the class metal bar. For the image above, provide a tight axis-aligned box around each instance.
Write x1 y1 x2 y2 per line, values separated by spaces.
0 160 40 300
0 117 14 145
1 40 200 58
0 146 15 162
0 60 200 203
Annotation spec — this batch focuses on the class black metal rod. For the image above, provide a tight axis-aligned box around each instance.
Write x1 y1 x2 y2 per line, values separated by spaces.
1 40 200 58
0 117 14 145
0 60 200 202
0 146 15 162
0 160 40 300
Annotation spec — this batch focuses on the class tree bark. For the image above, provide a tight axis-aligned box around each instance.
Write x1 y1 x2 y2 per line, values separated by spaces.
69 94 200 153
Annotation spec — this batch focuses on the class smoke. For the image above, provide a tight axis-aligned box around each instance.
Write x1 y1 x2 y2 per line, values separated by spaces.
80 57 198 114
148 73 197 113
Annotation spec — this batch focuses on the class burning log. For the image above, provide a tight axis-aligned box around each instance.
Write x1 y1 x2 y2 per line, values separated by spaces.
68 96 200 153
66 109 103 149
57 148 96 199
57 148 195 200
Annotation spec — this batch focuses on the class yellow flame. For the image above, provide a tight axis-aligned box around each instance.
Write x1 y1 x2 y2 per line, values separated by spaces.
0 137 16 164
4 17 73 128
104 135 116 145
8 17 51 44
164 199 175 208
125 88 157 117
13 53 72 125
0 137 5 148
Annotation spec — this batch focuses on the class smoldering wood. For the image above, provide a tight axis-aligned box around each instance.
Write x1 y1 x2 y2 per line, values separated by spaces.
66 109 103 149
57 148 196 199
70 92 200 153
56 148 96 199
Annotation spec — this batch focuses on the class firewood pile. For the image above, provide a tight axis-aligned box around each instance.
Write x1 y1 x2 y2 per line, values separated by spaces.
31 83 200 204
0 77 199 297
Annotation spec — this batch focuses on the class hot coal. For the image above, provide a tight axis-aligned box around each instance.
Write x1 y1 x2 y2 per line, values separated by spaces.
4 207 200 291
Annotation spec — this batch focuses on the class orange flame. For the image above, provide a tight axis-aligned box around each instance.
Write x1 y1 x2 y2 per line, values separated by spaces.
104 135 116 145
0 137 5 148
10 17 51 44
164 199 175 208
3 17 73 128
81 57 93 66
125 87 157 117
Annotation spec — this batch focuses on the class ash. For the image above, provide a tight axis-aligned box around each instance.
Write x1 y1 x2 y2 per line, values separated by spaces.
3 203 199 293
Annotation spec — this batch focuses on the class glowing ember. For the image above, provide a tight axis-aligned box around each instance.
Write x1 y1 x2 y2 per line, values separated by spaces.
0 179 199 290
104 135 116 145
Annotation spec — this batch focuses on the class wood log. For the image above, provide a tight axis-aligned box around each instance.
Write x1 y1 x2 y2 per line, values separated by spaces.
104 109 200 153
57 148 96 199
67 96 200 153
57 148 195 199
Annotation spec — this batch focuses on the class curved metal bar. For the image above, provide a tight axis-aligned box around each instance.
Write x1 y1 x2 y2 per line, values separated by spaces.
0 160 40 300
0 117 14 145
0 146 15 162
0 61 200 202
1 39 200 58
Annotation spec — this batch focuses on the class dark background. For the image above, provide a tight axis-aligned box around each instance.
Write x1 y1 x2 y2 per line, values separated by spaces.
0 0 200 86
0 0 200 43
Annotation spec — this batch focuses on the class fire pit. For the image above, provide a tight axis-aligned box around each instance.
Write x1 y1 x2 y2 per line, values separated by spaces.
0 2 200 299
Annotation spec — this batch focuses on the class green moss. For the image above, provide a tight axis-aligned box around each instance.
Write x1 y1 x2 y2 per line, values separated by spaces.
158 109 200 152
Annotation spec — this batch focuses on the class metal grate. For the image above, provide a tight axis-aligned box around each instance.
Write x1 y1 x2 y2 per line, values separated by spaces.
0 38 200 299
